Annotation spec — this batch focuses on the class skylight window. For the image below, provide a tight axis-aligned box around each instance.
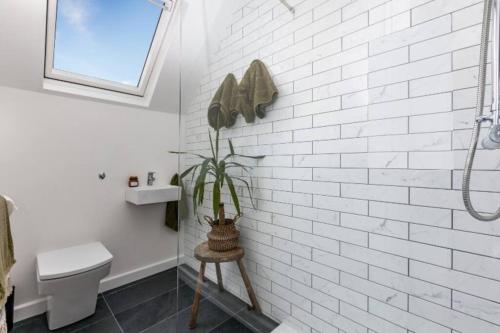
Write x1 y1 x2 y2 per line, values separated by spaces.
45 0 175 97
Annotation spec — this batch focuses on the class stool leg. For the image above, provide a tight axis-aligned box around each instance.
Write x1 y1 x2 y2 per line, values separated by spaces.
215 263 224 291
236 259 261 313
189 261 206 329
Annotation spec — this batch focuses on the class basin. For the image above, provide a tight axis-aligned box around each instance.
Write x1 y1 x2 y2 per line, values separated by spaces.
125 185 181 205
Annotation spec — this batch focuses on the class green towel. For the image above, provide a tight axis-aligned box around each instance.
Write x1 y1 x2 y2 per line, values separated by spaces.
165 174 179 231
0 196 15 307
237 60 279 123
208 74 239 130
165 174 187 232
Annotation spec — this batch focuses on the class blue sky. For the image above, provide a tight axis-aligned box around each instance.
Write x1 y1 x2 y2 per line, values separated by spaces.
53 0 162 86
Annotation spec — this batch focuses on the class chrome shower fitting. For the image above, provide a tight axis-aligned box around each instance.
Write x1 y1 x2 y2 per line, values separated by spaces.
477 0 500 150
462 0 500 221
482 124 500 149
279 0 295 13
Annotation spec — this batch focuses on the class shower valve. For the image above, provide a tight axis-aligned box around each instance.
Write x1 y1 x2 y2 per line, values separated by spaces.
482 124 500 149
476 115 494 124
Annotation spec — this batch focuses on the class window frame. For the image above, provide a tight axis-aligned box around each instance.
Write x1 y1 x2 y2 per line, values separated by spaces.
44 0 175 97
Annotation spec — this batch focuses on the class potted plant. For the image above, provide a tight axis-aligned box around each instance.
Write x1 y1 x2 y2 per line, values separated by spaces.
172 128 264 252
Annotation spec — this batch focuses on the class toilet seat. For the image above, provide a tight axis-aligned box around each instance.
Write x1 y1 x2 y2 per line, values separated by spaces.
37 242 113 281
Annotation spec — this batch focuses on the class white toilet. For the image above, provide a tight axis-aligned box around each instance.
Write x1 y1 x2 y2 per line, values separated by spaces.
36 242 113 330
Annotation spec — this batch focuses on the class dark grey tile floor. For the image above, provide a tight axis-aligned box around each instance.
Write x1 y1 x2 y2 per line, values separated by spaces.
11 267 277 333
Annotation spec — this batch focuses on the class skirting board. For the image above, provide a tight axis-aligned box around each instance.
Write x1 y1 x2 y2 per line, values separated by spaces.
13 255 185 322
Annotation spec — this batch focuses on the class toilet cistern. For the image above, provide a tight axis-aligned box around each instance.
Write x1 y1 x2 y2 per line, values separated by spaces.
147 172 156 186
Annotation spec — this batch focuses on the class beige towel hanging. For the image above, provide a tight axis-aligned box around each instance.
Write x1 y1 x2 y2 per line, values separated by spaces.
0 307 6 333
0 196 15 309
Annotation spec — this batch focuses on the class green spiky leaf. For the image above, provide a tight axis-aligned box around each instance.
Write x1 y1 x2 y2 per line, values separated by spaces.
180 165 197 179
215 127 220 159
225 174 241 216
190 165 200 184
208 131 216 160
195 159 211 211
219 160 226 187
169 151 212 160
222 153 265 161
213 179 221 219
226 161 253 172
234 176 257 209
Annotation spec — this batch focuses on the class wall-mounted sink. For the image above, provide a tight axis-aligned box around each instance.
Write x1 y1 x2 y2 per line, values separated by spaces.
125 185 181 205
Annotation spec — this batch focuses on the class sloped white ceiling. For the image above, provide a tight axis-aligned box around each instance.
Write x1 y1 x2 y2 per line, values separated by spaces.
0 0 180 113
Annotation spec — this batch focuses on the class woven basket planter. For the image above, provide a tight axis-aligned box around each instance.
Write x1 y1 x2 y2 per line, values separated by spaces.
207 219 240 252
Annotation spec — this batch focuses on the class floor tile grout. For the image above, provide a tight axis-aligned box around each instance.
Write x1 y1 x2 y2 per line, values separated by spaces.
68 316 114 333
12 267 274 333
103 270 180 298
135 295 196 333
118 284 195 333
206 317 232 333
107 285 179 317
102 294 125 333
136 309 178 333
233 307 261 332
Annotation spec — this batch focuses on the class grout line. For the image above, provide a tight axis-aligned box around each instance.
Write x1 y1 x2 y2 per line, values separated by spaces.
103 268 177 296
207 318 234 332
68 317 114 333
104 284 180 316
102 295 125 333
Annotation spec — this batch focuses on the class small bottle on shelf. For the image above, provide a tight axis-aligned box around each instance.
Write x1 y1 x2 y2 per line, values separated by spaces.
128 176 139 188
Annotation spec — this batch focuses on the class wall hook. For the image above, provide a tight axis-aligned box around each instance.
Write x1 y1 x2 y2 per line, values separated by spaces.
98 172 106 180
279 0 295 13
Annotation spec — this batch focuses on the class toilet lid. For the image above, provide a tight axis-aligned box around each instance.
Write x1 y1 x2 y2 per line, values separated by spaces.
37 242 113 280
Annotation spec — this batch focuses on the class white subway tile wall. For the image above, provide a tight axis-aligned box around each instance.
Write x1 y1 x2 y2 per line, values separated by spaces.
181 0 500 332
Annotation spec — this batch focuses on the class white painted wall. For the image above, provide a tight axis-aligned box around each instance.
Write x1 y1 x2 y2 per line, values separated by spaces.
0 86 180 320
181 0 500 332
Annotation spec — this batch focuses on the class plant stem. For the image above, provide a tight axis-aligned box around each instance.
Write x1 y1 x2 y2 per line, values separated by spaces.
216 127 220 161
218 203 225 225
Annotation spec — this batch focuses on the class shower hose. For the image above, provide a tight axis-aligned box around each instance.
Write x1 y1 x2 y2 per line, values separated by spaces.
462 0 499 221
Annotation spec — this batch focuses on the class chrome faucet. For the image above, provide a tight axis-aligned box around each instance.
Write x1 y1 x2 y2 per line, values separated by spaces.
147 172 156 186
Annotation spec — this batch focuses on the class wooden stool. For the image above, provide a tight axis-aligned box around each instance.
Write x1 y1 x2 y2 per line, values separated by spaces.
189 242 261 329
